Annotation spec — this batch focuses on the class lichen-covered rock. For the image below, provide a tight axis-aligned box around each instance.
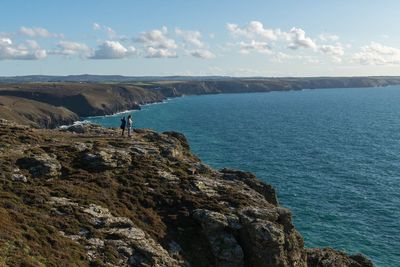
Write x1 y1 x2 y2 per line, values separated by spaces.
208 232 244 267
73 142 93 152
193 209 229 230
16 153 61 178
82 148 131 170
50 200 181 267
60 123 116 135
306 248 373 267
193 209 244 267
61 124 86 134
11 168 28 182
238 206 306 267
220 168 278 205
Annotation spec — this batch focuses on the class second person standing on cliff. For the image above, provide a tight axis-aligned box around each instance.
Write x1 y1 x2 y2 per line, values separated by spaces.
127 115 133 137
120 116 126 136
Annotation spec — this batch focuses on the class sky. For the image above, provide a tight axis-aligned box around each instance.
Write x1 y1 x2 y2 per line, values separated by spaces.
1 0 400 77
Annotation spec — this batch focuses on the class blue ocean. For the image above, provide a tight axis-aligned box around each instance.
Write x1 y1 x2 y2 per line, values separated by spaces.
87 86 400 266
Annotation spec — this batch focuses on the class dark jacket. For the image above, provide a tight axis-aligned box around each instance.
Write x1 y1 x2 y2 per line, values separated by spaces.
120 118 126 129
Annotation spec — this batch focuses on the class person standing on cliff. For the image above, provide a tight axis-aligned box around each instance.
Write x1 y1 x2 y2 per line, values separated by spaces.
127 115 133 137
120 116 126 136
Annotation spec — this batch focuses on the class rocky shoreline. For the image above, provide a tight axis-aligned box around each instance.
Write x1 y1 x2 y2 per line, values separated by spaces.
0 119 373 266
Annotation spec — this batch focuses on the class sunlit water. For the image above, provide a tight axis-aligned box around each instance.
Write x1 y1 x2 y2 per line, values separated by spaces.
87 87 400 266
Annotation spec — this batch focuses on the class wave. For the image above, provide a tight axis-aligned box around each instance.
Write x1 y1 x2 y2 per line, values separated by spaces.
59 119 92 129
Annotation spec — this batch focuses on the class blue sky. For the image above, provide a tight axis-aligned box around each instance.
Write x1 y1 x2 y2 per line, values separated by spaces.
1 0 400 76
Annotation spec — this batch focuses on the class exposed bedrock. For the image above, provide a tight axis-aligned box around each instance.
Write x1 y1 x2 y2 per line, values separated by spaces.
0 120 373 266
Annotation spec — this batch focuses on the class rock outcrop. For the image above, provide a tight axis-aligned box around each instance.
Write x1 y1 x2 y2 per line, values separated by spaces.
0 119 373 266
306 248 373 267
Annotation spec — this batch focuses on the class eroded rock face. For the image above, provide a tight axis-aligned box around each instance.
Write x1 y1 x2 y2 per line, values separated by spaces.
0 120 374 267
193 209 244 267
220 168 278 205
192 204 307 267
50 198 182 267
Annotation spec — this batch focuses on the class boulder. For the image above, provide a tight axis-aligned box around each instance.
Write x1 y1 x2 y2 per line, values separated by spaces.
208 232 244 267
220 168 278 205
306 248 373 267
82 148 131 170
193 209 229 230
163 131 190 149
62 124 86 134
238 206 306 267
193 209 244 267
17 153 61 178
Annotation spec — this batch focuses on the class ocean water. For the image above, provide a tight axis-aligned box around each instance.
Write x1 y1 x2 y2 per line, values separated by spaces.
87 87 400 266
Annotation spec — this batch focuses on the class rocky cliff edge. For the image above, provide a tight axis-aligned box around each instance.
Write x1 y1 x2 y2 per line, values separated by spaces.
0 119 372 267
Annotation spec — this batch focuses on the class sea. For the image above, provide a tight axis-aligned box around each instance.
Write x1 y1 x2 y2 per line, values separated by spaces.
87 86 400 266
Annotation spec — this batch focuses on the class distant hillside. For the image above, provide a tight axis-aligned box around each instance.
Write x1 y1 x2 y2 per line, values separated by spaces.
2 74 400 84
0 74 232 83
0 96 78 128
144 76 400 97
0 83 165 116
1 76 400 128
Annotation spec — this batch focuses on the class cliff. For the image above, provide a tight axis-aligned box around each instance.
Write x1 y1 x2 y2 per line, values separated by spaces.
0 96 79 128
1 77 400 129
0 119 372 267
0 83 165 128
149 77 400 97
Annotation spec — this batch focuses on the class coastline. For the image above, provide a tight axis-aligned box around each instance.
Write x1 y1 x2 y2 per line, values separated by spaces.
78 84 400 127
81 85 400 266
2 77 400 129
61 98 175 128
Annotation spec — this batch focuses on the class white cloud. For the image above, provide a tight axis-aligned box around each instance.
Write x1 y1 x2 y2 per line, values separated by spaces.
227 21 317 55
352 42 400 65
136 27 177 49
145 47 177 58
318 43 345 63
227 21 279 41
19 26 61 38
24 40 40 49
0 38 12 46
226 21 349 64
175 28 216 59
51 41 92 58
175 28 204 48
92 22 101 31
0 37 47 60
135 27 177 58
104 26 118 40
238 40 271 54
91 23 125 40
190 49 215 59
318 33 339 42
90 41 136 59
285 27 317 50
